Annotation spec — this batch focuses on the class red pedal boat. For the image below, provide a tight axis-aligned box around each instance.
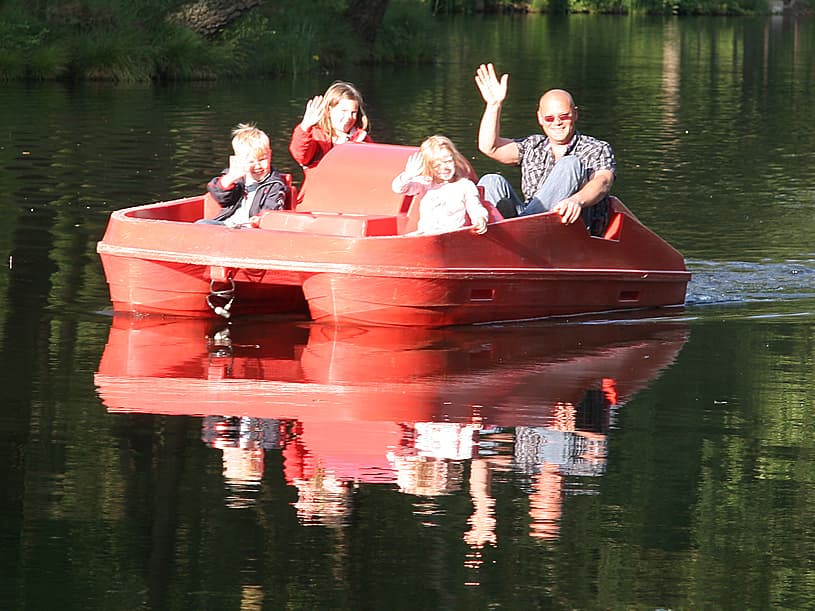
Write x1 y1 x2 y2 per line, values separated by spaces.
96 143 690 326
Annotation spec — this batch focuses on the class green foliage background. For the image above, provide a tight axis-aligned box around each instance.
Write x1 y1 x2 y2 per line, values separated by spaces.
0 0 801 81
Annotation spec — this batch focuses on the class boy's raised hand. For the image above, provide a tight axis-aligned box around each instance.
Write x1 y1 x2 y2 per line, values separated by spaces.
227 154 249 179
219 154 248 188
301 95 326 130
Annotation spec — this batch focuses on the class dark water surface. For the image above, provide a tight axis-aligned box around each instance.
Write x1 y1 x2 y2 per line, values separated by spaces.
2 14 815 610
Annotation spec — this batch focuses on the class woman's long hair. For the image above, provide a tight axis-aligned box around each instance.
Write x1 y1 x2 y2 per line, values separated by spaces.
317 80 369 137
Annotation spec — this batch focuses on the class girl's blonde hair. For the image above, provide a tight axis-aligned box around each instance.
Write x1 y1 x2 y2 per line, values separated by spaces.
419 135 473 182
317 80 370 137
231 122 271 157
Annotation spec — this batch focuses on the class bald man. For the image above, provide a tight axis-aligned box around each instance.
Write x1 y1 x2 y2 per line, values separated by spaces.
475 63 616 235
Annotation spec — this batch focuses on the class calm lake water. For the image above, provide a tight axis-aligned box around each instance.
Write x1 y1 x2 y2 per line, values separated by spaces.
2 13 815 610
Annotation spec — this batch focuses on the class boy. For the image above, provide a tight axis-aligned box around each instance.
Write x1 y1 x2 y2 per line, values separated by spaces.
203 123 287 226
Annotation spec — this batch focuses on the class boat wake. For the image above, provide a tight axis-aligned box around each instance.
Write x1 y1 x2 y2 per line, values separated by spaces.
685 258 815 308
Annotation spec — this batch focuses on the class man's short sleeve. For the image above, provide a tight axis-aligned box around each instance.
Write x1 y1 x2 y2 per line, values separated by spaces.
578 136 616 176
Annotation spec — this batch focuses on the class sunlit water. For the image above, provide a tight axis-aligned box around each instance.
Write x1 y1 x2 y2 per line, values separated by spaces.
2 13 815 610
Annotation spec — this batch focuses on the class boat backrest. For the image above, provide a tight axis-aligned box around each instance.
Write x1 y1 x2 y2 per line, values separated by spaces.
294 143 501 234
202 172 296 219
295 143 418 218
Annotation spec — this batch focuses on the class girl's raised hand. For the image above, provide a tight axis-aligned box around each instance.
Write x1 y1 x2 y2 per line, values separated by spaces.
404 152 425 178
471 216 488 235
301 95 326 130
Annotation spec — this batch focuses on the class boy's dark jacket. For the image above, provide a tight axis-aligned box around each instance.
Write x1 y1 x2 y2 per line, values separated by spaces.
206 169 287 222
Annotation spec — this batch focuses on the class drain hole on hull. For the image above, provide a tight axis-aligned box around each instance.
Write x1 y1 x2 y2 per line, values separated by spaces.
618 290 640 303
470 288 495 302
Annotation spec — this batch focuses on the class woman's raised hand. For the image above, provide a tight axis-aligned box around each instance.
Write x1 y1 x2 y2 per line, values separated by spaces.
475 63 508 107
301 95 326 130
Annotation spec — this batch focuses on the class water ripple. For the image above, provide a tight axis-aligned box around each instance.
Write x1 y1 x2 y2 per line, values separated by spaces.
686 258 815 306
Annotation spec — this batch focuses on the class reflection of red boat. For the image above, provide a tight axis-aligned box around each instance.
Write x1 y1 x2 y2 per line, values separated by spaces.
96 142 690 326
95 315 688 425
95 316 688 487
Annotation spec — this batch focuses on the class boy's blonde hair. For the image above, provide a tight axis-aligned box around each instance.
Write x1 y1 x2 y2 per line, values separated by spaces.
317 81 370 136
231 122 272 158
419 135 473 181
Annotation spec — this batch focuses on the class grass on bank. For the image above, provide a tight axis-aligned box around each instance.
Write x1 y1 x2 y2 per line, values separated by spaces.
0 0 437 81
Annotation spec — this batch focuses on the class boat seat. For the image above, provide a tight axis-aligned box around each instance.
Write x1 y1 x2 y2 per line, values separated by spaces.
603 212 623 240
202 172 296 219
600 196 625 240
257 210 398 237
478 185 504 223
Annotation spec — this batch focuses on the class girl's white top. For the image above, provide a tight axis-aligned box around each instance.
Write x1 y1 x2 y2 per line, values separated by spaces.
391 174 488 235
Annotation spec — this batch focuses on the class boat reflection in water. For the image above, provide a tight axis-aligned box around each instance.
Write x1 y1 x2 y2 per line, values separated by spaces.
95 314 688 542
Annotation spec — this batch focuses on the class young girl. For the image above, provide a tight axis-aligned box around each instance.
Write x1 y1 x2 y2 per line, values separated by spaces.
392 135 489 236
289 81 372 182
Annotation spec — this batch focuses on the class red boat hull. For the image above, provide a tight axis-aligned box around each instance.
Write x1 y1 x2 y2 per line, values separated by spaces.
97 143 690 326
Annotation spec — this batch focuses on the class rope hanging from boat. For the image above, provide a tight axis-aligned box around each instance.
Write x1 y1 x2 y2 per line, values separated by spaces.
207 277 236 318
